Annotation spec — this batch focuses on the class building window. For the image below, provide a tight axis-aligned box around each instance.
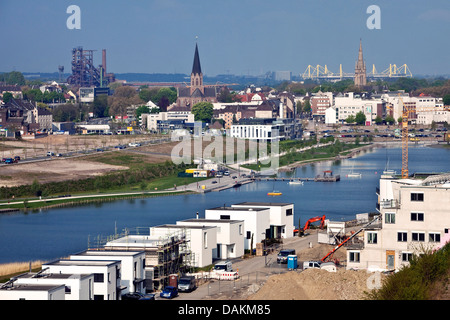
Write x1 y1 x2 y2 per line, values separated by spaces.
220 215 230 220
204 232 208 249
65 286 72 294
367 232 378 244
246 231 251 240
397 232 407 242
410 193 424 202
93 273 104 283
412 232 425 242
286 208 293 216
411 212 424 221
349 251 360 262
385 212 395 224
402 252 413 262
429 233 441 243
239 224 243 235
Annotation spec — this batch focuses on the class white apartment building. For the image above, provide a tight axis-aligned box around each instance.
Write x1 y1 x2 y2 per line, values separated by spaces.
69 250 146 295
229 122 285 141
42 259 121 300
334 92 383 125
416 107 450 125
176 218 245 260
12 272 94 300
231 202 295 240
145 111 194 131
205 206 271 250
150 224 217 268
0 283 65 300
347 171 450 271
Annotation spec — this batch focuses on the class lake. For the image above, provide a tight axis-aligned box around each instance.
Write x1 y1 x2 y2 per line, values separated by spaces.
0 145 449 264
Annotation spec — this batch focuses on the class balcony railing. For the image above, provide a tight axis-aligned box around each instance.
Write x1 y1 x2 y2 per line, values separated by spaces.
380 199 399 209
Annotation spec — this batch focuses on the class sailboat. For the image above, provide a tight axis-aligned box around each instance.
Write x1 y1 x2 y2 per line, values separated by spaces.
347 163 361 178
288 180 304 185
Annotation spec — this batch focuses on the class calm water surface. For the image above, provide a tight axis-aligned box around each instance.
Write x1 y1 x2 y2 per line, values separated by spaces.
0 145 449 264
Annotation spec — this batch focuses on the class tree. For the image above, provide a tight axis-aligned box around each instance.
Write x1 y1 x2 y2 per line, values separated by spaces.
345 115 356 124
93 95 108 117
443 94 450 106
374 116 383 125
355 111 366 125
135 105 150 119
385 115 395 125
2 92 13 103
191 102 213 122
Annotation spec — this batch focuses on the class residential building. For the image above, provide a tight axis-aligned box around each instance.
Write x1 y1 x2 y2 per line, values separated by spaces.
104 232 188 291
69 250 146 295
145 108 195 132
347 171 450 271
205 206 271 250
0 282 65 300
416 107 450 125
334 92 385 125
150 224 217 268
229 118 287 142
176 218 245 260
231 202 295 240
311 92 333 118
12 272 94 300
42 259 121 300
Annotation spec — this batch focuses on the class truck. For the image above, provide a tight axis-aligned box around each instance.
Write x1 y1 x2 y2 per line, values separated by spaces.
277 249 296 264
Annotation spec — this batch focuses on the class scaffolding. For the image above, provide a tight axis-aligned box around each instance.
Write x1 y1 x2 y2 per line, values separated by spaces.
90 226 194 291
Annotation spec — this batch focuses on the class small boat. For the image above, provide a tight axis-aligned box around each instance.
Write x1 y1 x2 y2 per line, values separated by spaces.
347 172 361 178
288 180 304 185
233 182 242 188
267 191 282 196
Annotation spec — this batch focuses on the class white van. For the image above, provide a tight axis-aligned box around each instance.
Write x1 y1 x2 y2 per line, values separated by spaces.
213 261 232 272
320 262 337 272
303 261 321 270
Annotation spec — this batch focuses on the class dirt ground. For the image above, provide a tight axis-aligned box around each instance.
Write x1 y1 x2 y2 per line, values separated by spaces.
245 244 385 300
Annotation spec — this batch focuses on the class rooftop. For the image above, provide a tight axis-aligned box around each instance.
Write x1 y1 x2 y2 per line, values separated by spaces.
181 218 244 224
207 206 268 211
232 202 293 207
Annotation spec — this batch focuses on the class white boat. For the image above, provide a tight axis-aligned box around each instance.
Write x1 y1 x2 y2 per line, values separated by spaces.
288 180 304 185
347 172 361 178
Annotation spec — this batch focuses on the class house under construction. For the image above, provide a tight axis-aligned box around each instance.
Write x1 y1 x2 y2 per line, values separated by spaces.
90 227 193 292
66 47 115 87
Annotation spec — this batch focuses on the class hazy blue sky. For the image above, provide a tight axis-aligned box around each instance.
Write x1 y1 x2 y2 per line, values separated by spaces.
1 0 449 77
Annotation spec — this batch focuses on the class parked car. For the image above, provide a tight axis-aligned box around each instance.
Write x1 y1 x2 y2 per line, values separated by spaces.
277 249 296 264
56 153 63 157
4 158 14 164
47 151 55 156
14 156 20 161
128 142 141 147
121 292 155 300
211 180 218 184
178 276 196 292
223 171 230 176
160 286 178 299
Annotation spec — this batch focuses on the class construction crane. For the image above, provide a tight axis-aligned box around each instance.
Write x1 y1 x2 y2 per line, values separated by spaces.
400 96 409 179
321 216 381 262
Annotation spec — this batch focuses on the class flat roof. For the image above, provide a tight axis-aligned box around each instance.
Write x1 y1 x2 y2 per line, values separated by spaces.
74 250 144 257
232 202 293 206
0 283 64 292
44 260 120 267
207 206 267 211
16 273 92 280
181 218 244 224
153 224 216 230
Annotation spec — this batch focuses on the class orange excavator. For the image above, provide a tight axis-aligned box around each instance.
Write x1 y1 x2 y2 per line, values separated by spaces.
294 215 326 234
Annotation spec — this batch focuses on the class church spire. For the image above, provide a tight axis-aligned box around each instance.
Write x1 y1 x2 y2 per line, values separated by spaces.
192 43 202 75
354 38 367 87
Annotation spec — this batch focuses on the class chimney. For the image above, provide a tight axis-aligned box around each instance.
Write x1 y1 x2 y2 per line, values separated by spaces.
102 49 107 75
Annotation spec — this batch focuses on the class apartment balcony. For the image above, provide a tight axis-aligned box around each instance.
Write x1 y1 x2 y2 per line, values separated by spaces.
380 199 400 209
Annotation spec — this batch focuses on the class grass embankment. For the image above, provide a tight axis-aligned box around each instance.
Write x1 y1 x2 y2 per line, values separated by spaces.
367 243 450 300
0 152 207 209
243 138 365 171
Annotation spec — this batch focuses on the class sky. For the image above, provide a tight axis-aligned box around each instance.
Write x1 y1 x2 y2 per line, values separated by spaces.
0 0 449 77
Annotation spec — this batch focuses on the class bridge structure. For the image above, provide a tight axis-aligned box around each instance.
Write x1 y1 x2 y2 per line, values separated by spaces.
300 63 413 81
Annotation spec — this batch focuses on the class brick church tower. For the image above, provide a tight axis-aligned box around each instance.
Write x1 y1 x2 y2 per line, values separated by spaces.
354 39 367 87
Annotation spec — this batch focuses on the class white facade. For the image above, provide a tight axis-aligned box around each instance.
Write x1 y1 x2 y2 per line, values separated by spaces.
150 224 217 268
177 218 245 260
0 283 65 300
231 202 295 239
325 106 338 125
334 92 382 125
229 123 285 141
42 259 121 300
416 107 450 125
69 250 146 294
146 111 195 131
13 273 94 300
205 206 271 250
347 172 450 271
